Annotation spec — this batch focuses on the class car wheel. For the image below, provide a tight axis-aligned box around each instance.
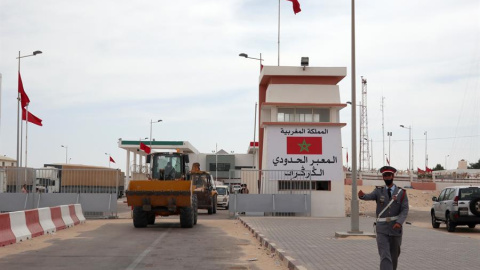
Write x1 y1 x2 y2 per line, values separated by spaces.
468 224 476 229
469 197 480 217
213 196 217 214
208 198 213 215
446 214 456 232
431 211 440 229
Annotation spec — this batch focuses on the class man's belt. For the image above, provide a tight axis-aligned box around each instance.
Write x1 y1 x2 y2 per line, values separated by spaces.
377 216 399 222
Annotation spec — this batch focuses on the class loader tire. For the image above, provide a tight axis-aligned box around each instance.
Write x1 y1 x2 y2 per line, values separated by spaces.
147 213 155 225
193 195 198 225
180 207 194 228
133 207 148 228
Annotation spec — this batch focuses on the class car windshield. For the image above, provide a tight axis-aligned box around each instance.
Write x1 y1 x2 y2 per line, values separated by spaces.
217 187 227 195
459 187 480 200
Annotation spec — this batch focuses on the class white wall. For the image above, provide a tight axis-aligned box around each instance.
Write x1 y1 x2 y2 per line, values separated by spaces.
266 84 340 103
311 181 345 217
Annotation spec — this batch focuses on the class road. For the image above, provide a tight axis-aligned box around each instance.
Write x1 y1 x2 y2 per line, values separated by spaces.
0 201 287 270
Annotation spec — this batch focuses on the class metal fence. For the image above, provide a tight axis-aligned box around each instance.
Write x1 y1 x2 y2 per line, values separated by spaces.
229 170 312 216
0 167 123 218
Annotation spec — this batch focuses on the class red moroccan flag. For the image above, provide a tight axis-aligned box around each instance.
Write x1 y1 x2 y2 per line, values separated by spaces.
426 167 432 173
417 168 425 174
287 0 301 14
346 151 348 163
386 156 390 165
22 108 43 126
140 142 151 154
287 137 322 154
18 72 30 108
109 156 116 163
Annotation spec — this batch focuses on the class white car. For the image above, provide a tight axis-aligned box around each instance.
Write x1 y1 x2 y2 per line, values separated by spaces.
431 185 480 232
231 184 242 193
216 185 230 209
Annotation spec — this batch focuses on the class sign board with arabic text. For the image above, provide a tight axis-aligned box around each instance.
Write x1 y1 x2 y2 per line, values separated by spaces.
266 126 342 181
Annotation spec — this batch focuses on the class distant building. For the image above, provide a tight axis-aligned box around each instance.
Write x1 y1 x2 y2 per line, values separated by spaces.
0 155 17 167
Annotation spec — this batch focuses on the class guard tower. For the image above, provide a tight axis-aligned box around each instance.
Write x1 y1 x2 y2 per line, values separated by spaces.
258 63 347 217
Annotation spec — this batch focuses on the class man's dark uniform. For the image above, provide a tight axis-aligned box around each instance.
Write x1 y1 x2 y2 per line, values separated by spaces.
359 166 409 270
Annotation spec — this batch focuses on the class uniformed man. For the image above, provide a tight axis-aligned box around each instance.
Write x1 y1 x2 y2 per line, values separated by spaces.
358 166 409 270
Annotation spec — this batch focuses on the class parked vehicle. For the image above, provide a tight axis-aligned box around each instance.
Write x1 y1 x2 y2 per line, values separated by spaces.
216 185 229 209
191 171 217 215
231 184 241 193
431 185 480 232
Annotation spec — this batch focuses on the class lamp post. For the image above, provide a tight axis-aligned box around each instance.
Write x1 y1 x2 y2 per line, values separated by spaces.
61 145 68 164
400 125 413 182
240 53 263 173
212 143 218 181
16 50 42 169
424 131 428 169
149 119 162 149
239 53 263 70
445 155 449 170
387 132 392 165
105 153 111 168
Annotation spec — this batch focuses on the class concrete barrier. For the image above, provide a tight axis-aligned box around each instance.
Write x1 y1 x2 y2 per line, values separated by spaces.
0 213 16 246
74 204 86 224
24 209 44 238
50 206 67 231
0 204 85 246
60 205 74 228
68 205 80 225
38 207 56 234
9 211 32 242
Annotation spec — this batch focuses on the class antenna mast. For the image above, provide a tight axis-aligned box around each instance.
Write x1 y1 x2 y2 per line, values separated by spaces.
359 76 370 171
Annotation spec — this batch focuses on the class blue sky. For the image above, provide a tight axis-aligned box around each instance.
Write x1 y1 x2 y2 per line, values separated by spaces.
0 0 479 171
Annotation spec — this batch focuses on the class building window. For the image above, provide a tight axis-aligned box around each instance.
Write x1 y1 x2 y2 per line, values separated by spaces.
210 163 231 172
277 108 330 123
278 181 331 191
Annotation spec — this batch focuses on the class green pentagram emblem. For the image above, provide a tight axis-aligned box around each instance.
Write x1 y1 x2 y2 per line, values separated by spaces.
298 139 311 152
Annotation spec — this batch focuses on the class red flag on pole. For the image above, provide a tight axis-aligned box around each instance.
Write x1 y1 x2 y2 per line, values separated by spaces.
140 142 151 154
18 72 30 108
417 168 425 174
109 156 116 163
21 108 43 126
426 167 433 173
286 0 301 14
286 137 322 154
346 151 348 163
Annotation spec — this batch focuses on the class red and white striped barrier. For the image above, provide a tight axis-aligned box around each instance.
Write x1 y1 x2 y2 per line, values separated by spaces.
0 204 86 247
38 207 56 234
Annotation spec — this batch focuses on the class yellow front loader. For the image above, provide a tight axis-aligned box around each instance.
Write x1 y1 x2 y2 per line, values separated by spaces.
126 152 198 228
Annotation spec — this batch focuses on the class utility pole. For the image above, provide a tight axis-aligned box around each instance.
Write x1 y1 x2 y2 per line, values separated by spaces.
381 96 385 166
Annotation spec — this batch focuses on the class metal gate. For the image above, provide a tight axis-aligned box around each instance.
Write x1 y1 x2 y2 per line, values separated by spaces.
229 170 312 216
0 167 123 218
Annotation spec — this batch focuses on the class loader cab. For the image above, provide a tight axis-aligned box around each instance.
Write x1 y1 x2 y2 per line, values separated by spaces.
150 153 189 180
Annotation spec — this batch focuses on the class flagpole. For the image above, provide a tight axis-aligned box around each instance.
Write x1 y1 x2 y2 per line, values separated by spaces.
277 0 280 66
17 52 21 171
25 107 29 168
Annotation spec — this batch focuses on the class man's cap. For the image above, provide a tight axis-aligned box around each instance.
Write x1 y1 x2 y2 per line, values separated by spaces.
379 166 397 175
